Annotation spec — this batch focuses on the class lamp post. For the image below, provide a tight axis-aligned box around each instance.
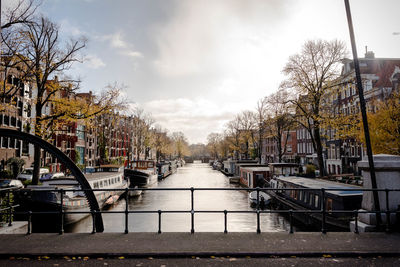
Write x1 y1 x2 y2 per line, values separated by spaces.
344 0 381 226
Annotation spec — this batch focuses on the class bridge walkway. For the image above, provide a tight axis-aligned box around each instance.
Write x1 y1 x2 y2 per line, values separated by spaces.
0 232 400 258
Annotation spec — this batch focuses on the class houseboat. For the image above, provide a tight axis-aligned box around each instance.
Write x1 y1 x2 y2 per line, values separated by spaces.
269 176 363 230
157 161 171 180
15 165 127 230
124 160 158 188
239 166 271 188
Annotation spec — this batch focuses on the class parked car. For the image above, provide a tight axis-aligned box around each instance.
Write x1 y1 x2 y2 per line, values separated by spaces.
17 168 49 181
39 172 65 181
0 179 24 189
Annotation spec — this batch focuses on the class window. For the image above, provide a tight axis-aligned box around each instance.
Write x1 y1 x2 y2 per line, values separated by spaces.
314 195 319 208
309 193 313 206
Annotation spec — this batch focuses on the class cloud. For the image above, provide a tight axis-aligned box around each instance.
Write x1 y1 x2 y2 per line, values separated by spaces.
84 54 106 69
100 31 144 60
139 98 238 143
59 19 86 37
151 0 290 77
127 51 143 58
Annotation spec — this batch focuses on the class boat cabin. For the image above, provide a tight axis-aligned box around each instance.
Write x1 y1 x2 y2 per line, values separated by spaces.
269 163 299 177
270 176 362 214
240 166 271 188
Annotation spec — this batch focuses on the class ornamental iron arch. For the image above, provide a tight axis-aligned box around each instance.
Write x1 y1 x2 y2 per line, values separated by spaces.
0 128 104 232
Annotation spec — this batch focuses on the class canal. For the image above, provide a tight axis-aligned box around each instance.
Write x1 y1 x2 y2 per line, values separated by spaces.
66 162 291 233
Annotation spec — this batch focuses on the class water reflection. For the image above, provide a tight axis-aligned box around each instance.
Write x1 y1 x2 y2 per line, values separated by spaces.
66 162 291 233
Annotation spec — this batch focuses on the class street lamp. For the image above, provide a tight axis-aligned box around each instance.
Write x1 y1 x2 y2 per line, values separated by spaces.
344 0 381 226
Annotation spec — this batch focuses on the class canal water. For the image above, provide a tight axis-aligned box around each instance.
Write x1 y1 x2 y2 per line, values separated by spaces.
66 162 291 233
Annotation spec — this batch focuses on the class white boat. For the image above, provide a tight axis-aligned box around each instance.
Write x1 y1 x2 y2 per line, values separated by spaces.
248 191 271 208
19 165 128 226
125 160 158 188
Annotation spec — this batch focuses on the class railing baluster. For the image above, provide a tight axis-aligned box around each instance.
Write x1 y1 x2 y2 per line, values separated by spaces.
125 188 129 234
158 210 162 234
7 190 12 226
59 189 64 235
321 188 326 234
354 209 359 234
256 210 261 234
224 210 227 234
256 187 260 210
27 211 32 235
289 209 293 234
191 187 195 234
385 188 390 232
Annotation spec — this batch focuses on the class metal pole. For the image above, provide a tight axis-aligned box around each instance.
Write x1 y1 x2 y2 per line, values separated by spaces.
344 0 381 227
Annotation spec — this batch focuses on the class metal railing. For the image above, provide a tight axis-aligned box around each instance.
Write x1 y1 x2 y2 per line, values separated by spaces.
0 187 20 227
1 187 400 235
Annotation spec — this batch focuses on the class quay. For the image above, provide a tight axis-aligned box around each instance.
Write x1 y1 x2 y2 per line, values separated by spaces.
1 232 400 258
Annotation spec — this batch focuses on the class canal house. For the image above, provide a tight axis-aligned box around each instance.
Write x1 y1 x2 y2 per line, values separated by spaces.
240 166 271 188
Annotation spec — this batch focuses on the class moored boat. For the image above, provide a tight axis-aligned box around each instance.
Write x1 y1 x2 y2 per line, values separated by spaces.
157 161 171 180
249 191 271 208
125 160 158 188
15 165 127 230
269 176 362 230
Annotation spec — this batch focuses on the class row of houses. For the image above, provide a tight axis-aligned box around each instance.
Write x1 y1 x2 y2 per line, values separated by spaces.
0 75 154 172
260 51 400 176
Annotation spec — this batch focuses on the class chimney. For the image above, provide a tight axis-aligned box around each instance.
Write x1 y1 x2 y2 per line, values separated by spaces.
364 46 375 59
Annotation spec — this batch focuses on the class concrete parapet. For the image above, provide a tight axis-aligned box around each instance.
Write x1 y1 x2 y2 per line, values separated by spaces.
354 154 400 230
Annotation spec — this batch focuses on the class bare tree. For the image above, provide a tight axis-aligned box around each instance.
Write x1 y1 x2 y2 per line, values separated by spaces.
1 0 39 30
238 110 257 159
281 39 347 176
206 132 221 160
1 16 86 184
132 107 154 160
264 89 294 163
225 116 241 160
255 98 267 163
151 125 170 162
170 131 189 159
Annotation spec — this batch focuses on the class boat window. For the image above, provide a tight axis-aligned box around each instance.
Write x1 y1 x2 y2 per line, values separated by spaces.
309 193 313 206
299 191 303 201
93 182 99 189
326 198 333 212
118 177 120 182
304 192 308 203
100 181 103 187
314 195 319 208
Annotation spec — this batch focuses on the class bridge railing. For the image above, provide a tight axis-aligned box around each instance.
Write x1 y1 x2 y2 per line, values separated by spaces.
1 187 399 234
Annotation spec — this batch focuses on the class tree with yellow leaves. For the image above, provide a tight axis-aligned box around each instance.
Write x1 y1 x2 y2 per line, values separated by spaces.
2 16 124 184
362 93 400 155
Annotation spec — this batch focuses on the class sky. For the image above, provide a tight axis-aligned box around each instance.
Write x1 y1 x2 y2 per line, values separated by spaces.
22 0 400 144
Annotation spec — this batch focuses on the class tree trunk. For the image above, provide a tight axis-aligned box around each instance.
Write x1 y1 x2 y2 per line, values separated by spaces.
314 126 325 177
32 104 43 185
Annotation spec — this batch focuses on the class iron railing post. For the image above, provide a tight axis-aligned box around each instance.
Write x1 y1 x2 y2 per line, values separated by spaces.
289 209 293 234
27 211 32 235
256 187 260 210
7 190 12 226
321 188 326 234
256 210 261 234
354 210 359 234
386 188 390 232
191 187 195 234
125 188 129 234
158 210 162 234
59 189 64 235
224 210 227 234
